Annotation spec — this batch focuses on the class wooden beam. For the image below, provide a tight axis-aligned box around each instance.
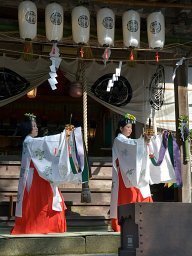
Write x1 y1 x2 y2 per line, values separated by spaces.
95 0 192 9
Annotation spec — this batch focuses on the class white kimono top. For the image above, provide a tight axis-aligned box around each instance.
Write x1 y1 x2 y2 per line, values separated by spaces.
16 128 84 217
110 134 151 219
110 133 176 219
146 134 176 184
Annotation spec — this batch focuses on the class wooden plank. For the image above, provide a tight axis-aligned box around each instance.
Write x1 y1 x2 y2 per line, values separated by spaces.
0 156 112 164
0 165 112 176
0 174 112 180
0 186 111 193
0 179 112 191
91 175 112 180
0 191 111 204
91 166 112 177
60 179 112 189
62 195 110 205
0 165 20 175
68 205 110 216
0 161 20 164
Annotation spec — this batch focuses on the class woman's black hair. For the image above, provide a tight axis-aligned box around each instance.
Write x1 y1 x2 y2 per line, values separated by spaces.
18 116 33 141
115 118 135 137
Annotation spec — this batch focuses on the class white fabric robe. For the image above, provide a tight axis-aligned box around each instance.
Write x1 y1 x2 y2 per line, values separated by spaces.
110 134 151 219
16 129 83 217
146 134 176 184
110 133 177 219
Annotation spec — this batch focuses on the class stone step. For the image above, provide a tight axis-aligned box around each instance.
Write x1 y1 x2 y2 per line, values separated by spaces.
0 215 112 232
0 157 113 234
48 254 117 256
0 231 120 256
67 205 110 217
1 203 110 217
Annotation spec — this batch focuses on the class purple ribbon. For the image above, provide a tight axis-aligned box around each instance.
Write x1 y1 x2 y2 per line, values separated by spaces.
150 131 182 187
151 131 169 166
172 136 182 186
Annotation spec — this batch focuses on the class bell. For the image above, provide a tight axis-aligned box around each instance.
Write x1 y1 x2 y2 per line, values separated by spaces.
69 81 83 98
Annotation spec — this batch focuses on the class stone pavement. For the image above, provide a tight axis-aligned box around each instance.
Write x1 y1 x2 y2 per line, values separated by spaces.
0 227 120 256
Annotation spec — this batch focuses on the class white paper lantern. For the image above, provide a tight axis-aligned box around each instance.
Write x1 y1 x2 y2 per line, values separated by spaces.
72 6 90 44
18 0 37 40
147 11 165 49
97 8 115 46
45 2 63 42
122 10 140 48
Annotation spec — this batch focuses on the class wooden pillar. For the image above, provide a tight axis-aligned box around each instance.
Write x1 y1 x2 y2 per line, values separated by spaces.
174 60 191 202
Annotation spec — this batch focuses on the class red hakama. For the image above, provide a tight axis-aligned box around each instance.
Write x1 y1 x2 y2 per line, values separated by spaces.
111 170 153 232
11 163 67 234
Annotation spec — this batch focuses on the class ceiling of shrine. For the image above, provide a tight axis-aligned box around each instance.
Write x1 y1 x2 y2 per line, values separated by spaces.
0 0 192 63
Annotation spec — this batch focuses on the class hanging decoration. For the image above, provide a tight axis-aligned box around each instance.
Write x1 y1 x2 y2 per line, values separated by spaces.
80 47 84 58
155 51 159 62
130 50 134 61
147 11 165 49
148 131 182 187
45 2 63 42
122 10 140 48
91 71 133 107
172 57 186 81
45 2 63 90
178 115 191 162
107 61 122 92
102 47 111 65
127 49 137 67
18 0 37 61
149 65 165 110
48 43 62 90
97 7 115 47
0 68 30 100
72 6 90 44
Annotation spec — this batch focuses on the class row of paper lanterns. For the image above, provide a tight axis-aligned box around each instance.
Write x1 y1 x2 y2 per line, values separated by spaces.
18 0 165 49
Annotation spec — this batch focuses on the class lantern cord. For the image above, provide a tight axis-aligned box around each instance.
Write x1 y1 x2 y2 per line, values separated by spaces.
1 47 192 63
1 31 192 52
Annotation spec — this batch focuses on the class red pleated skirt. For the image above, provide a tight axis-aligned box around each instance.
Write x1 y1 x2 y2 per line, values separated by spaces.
11 166 67 234
111 170 153 232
